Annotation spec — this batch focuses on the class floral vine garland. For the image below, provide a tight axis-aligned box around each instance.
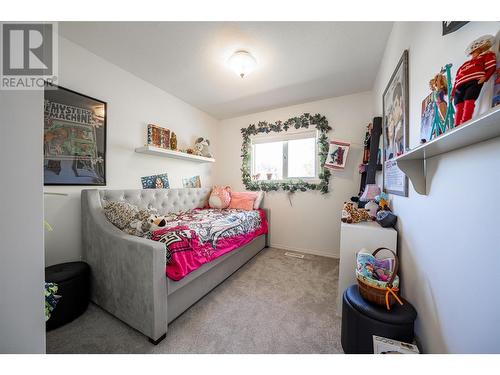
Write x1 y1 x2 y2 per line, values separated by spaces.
241 113 332 194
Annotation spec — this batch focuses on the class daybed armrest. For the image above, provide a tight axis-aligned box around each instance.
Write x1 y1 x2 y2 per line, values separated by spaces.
81 190 167 341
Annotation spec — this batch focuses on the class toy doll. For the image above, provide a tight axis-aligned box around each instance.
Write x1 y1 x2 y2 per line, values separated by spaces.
452 35 497 126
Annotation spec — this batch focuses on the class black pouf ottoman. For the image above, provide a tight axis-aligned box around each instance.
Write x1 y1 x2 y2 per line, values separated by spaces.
45 261 90 331
341 285 417 354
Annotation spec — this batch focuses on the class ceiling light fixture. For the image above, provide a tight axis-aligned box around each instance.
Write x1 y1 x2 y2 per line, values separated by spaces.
227 50 257 78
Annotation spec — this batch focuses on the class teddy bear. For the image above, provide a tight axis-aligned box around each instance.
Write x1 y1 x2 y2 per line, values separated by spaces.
193 137 212 158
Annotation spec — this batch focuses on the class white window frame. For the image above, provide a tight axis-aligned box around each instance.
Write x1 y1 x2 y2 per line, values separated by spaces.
250 129 320 183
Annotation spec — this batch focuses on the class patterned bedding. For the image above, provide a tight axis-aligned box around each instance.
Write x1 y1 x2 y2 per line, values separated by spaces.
148 208 268 280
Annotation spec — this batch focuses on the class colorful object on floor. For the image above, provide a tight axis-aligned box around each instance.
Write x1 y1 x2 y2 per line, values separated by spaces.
356 248 403 310
44 282 60 321
209 185 232 209
150 208 268 280
341 202 372 224
452 35 497 126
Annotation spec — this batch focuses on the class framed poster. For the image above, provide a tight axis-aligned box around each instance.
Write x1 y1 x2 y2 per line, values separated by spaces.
44 84 106 185
325 140 350 170
382 50 409 197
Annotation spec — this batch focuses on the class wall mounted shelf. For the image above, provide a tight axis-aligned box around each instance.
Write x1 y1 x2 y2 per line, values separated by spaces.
135 145 215 163
395 107 500 195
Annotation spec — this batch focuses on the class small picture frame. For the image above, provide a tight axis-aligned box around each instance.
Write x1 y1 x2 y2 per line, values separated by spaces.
182 176 201 188
141 173 170 189
325 140 350 170
147 124 171 149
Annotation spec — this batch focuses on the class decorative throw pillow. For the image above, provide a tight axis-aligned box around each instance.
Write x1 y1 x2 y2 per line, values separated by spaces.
209 186 232 209
228 191 257 210
104 201 139 230
253 191 264 209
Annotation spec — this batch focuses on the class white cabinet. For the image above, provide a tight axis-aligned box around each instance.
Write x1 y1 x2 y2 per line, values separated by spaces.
337 221 397 316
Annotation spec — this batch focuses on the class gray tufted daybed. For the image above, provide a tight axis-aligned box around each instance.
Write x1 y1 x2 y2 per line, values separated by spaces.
81 188 269 344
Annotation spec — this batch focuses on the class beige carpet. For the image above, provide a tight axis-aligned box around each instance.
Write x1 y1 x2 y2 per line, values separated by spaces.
46 247 342 354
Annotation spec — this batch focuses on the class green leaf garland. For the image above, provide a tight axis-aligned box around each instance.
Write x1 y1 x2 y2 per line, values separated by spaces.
241 113 332 194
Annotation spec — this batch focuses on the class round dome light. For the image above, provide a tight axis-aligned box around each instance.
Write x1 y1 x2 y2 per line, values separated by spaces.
227 50 257 78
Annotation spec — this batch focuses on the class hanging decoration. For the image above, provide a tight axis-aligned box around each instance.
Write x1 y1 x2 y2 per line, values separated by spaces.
240 113 332 194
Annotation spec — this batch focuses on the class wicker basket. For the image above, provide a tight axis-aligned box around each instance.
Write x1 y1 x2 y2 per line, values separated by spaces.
356 247 403 310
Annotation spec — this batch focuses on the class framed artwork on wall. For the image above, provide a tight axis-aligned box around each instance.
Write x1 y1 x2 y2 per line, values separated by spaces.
382 49 409 197
44 84 106 185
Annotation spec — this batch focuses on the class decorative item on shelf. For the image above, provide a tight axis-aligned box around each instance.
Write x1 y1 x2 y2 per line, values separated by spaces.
426 64 455 141
341 202 373 224
266 172 273 180
325 140 350 170
193 137 212 158
241 113 331 194
147 124 171 149
170 132 177 150
452 35 497 126
252 173 261 181
141 173 170 189
186 148 194 154
356 248 403 310
382 50 409 197
44 84 106 186
182 175 201 188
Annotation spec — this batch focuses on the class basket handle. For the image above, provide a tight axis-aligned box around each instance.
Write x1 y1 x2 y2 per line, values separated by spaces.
372 247 398 287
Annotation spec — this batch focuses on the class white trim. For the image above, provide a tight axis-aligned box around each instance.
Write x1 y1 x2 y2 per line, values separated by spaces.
269 243 339 259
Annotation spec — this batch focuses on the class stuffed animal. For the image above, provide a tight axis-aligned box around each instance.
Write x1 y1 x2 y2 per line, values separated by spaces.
209 185 231 209
131 213 168 234
375 192 391 211
341 202 372 224
193 137 212 158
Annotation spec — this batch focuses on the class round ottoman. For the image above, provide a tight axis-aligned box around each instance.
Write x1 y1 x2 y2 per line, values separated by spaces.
341 285 417 354
45 261 90 331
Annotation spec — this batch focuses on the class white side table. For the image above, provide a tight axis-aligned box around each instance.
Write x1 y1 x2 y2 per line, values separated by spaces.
337 221 397 316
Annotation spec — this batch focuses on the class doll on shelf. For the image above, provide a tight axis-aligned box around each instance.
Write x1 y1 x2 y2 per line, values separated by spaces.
452 35 497 126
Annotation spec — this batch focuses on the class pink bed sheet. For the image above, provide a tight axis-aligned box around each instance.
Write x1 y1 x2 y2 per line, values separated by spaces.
150 209 268 281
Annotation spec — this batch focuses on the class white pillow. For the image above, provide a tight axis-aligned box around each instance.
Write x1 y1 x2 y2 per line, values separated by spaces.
253 191 264 209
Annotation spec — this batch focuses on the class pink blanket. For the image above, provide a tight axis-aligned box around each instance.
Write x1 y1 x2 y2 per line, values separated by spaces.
150 209 268 281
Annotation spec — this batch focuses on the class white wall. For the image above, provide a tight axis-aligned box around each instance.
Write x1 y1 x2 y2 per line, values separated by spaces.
44 37 219 266
372 22 500 353
216 92 373 258
0 91 46 353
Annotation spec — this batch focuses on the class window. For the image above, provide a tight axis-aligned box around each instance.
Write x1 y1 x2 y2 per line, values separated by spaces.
251 131 318 181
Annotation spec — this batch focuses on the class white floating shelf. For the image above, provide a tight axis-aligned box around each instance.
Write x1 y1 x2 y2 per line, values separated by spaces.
135 145 215 163
395 107 500 195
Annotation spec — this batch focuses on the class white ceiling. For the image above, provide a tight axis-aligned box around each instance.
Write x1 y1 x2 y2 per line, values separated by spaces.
59 22 393 119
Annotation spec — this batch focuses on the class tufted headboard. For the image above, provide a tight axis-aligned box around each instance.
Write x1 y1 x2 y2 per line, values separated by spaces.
84 188 212 215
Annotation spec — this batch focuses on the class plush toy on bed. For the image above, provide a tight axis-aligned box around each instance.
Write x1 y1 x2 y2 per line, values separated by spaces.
104 201 169 236
209 185 231 209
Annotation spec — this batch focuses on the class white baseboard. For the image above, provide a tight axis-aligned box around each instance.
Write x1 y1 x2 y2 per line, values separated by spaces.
269 243 339 259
